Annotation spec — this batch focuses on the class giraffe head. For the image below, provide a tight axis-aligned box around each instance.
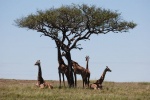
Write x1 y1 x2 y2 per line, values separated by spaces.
85 56 90 61
35 60 41 66
106 66 111 72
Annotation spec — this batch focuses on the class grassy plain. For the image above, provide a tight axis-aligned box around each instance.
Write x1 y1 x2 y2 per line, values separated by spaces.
0 79 150 100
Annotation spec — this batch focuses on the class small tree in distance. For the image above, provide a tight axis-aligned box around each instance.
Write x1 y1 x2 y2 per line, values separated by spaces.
15 4 136 87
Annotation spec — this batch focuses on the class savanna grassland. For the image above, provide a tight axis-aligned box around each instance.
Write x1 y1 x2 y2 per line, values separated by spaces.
0 79 150 100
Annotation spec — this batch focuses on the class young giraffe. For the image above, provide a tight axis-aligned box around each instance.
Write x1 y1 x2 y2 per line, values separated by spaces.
72 60 87 88
85 56 90 87
34 60 53 89
55 40 69 88
90 66 111 89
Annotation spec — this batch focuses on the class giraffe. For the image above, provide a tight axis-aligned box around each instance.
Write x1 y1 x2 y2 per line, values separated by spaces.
72 60 87 88
61 52 87 88
55 40 69 88
34 60 53 89
85 56 90 87
34 60 44 86
90 66 111 89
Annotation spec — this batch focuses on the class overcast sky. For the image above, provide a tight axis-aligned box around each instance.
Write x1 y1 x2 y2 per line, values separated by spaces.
0 0 150 82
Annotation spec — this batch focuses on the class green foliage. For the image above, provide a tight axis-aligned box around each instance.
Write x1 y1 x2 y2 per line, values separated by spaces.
15 4 137 51
15 4 136 35
0 79 150 100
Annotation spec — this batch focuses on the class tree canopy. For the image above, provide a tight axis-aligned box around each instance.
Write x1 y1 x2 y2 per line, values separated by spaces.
15 4 136 52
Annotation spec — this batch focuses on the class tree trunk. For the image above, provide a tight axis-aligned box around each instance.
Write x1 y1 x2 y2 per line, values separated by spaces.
65 51 74 87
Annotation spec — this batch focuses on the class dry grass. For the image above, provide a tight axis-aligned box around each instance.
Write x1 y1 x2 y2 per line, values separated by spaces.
0 79 150 100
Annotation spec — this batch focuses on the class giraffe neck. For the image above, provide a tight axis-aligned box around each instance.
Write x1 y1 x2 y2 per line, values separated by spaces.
56 41 65 65
100 68 107 82
58 46 65 64
86 59 89 70
37 63 45 84
38 64 42 79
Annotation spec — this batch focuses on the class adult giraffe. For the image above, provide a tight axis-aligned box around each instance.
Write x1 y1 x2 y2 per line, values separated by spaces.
55 40 69 88
62 52 87 88
85 56 90 87
72 60 87 88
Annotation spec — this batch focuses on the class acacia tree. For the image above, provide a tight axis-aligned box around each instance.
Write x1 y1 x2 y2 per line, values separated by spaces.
15 4 136 87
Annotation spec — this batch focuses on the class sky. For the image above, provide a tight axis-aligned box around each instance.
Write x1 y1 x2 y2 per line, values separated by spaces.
0 0 150 82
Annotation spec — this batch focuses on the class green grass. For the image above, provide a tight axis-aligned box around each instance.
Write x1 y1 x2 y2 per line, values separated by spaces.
0 79 150 100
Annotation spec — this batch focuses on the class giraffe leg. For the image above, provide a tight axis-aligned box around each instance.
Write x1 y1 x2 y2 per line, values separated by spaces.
40 83 44 89
59 71 61 88
83 75 87 88
49 83 53 89
88 76 90 87
90 83 98 90
46 82 53 89
36 81 40 87
74 73 77 87
62 73 65 87
82 77 85 88
87 77 89 87
36 82 39 87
